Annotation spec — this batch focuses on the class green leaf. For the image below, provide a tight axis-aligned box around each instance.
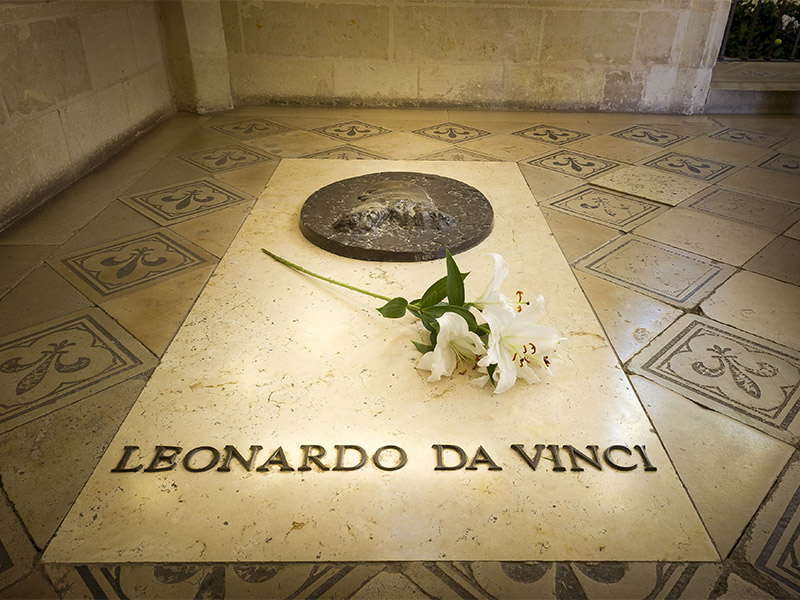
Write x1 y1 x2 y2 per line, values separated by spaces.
487 364 497 385
423 304 478 330
419 275 448 308
445 250 465 307
412 341 434 354
377 297 408 319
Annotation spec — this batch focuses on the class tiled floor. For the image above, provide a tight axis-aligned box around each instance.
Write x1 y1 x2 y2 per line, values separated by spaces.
0 106 799 599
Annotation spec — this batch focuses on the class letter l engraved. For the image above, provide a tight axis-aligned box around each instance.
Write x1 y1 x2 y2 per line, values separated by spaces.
111 446 143 473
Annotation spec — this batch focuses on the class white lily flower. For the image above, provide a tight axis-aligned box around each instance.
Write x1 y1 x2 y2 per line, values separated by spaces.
417 312 486 382
472 253 513 312
478 297 562 394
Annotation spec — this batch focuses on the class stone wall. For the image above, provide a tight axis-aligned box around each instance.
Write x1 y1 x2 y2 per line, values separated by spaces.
0 0 174 231
222 0 731 114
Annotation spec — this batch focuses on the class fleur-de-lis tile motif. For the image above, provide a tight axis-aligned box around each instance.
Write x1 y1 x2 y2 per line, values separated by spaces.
526 150 618 179
313 121 390 141
630 316 800 437
302 146 385 160
709 127 786 148
0 311 154 432
611 126 689 147
178 145 275 173
412 122 490 143
122 179 253 225
210 118 289 139
547 186 664 230
53 230 212 298
643 152 736 181
512 124 590 145
758 153 800 176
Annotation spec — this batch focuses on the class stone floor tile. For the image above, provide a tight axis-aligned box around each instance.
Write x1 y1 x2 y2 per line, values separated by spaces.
511 123 592 145
629 314 800 445
312 119 393 141
570 562 720 599
672 135 772 166
631 117 723 137
412 122 491 144
609 124 690 147
0 308 156 434
405 562 558 599
459 133 554 162
169 202 254 259
563 134 664 164
720 167 800 204
539 208 620 263
211 160 280 197
576 272 682 363
777 137 800 155
415 147 498 162
708 127 787 150
735 452 800 598
518 163 584 203
744 236 800 286
0 491 37 592
0 375 147 549
0 266 92 338
177 144 278 173
121 178 256 226
99 263 216 356
633 207 775 266
573 235 735 308
121 156 209 197
354 131 453 160
754 152 800 177
640 151 738 182
50 228 217 304
785 220 800 240
347 571 428 599
55 201 158 256
522 149 620 180
591 165 711 206
630 375 793 559
701 270 800 352
0 245 57 301
301 146 386 160
246 129 343 158
544 185 667 232
0 568 57 599
681 187 800 234
709 115 800 137
207 116 291 141
169 128 246 155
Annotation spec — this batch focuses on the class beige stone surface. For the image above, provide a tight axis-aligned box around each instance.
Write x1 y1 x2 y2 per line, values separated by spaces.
631 375 793 558
720 167 800 204
211 160 280 197
592 165 711 206
540 9 638 64
701 271 800 352
0 491 37 591
634 208 776 266
127 2 163 70
169 201 254 259
334 60 418 103
671 136 771 166
419 63 504 105
785 220 800 239
681 187 800 234
565 135 663 164
0 569 58 599
45 160 716 563
245 130 341 158
460 134 553 162
518 163 584 203
123 63 173 129
540 208 620 263
229 55 334 102
0 245 56 300
744 236 800 286
78 7 138 88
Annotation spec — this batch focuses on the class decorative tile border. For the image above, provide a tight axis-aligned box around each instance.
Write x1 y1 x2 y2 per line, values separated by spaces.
209 118 290 140
611 125 690 147
685 188 800 233
301 146 385 160
312 120 391 141
574 235 734 308
709 127 787 149
643 152 736 181
524 150 619 179
415 147 497 161
757 153 800 176
0 309 156 433
50 229 215 301
755 482 800 593
511 124 590 145
121 179 255 225
629 315 800 441
545 185 665 231
412 122 490 144
177 145 276 173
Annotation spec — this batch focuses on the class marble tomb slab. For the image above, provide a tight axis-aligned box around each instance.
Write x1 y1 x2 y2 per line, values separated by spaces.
44 160 717 564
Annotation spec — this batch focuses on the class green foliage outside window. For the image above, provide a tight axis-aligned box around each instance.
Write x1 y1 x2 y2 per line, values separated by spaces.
723 0 800 59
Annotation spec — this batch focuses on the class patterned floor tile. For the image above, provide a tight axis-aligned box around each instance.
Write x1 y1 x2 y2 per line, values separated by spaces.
523 150 619 179
177 144 276 173
416 147 497 161
719 167 800 204
121 179 255 225
301 146 385 160
544 185 666 231
683 188 800 233
745 236 800 286
573 235 735 308
208 117 290 140
511 124 591 145
591 165 710 206
412 122 490 143
50 228 216 302
354 131 452 160
610 125 690 147
757 153 800 176
629 315 800 444
642 152 737 181
709 127 787 149
312 120 391 141
0 308 156 434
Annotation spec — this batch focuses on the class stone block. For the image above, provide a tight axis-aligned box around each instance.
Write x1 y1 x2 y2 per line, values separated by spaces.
503 63 605 109
393 5 539 63
241 1 390 59
540 9 639 65
229 55 334 103
638 11 680 65
0 17 91 116
123 63 173 129
60 84 132 168
220 0 243 55
419 62 504 106
333 60 418 104
78 6 138 88
602 71 645 111
128 2 164 70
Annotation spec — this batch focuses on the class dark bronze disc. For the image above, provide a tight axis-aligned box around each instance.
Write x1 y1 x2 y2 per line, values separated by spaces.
299 172 493 261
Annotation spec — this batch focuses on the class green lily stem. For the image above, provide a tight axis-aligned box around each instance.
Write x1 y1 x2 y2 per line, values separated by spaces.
261 248 420 310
